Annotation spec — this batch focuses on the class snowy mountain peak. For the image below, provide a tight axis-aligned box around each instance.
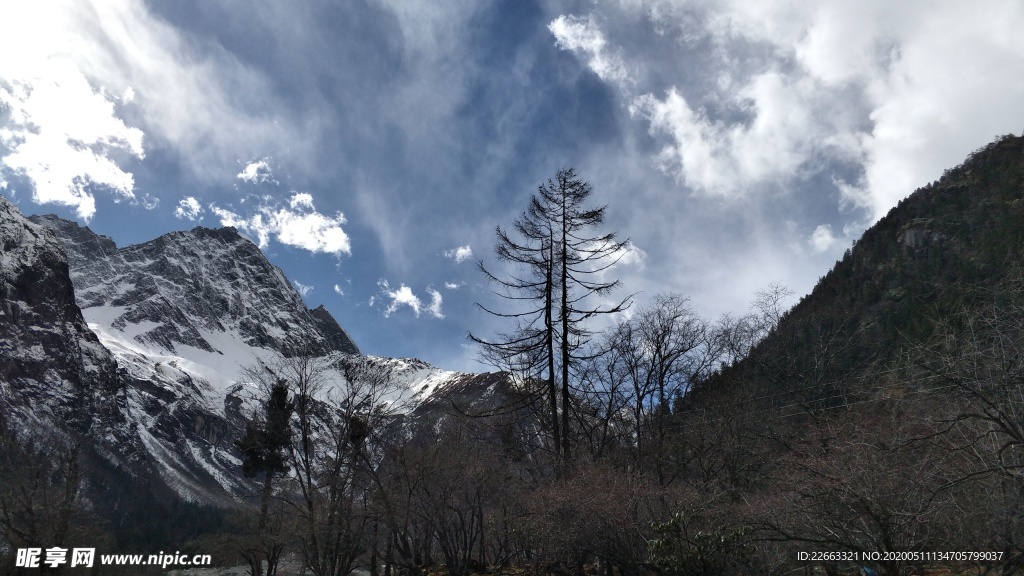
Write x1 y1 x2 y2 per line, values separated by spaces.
2 202 517 508
31 215 351 358
309 304 360 355
10 211 499 503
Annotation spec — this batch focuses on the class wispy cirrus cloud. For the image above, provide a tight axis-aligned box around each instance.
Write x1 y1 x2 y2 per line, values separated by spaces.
0 0 319 220
293 280 313 296
548 15 631 86
425 288 444 319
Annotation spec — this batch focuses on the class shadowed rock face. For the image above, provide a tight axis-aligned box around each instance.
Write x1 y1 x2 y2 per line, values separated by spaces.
0 197 140 466
309 304 360 355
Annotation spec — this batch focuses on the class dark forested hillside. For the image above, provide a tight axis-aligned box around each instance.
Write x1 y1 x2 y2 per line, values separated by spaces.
671 134 1024 574
699 134 1024 412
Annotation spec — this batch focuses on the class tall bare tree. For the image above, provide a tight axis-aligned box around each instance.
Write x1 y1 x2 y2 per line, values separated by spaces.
473 168 631 461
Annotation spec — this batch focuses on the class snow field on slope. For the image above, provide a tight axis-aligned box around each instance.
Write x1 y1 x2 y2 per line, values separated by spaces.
89 307 466 420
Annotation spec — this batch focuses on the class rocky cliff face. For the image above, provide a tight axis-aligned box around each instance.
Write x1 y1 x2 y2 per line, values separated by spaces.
0 196 142 469
309 304 360 355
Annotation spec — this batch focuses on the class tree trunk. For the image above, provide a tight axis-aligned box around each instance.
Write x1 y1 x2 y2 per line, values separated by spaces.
560 197 571 461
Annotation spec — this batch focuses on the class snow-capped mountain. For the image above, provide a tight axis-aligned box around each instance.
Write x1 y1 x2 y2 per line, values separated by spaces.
0 198 504 505
30 214 359 358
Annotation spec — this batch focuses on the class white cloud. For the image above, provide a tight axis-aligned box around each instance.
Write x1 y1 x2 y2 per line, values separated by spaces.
275 209 350 254
0 59 144 221
832 3 1024 217
548 14 626 85
628 72 849 198
237 159 277 185
289 192 314 210
444 281 461 290
380 280 421 317
210 192 351 255
293 280 313 296
139 194 159 210
444 245 473 263
174 197 203 221
549 15 631 86
559 1 1024 219
378 279 444 319
333 284 345 296
0 0 318 219
809 224 838 253
426 288 444 319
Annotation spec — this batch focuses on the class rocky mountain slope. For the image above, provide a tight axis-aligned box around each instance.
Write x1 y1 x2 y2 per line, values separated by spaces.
0 197 141 468
0 199 505 507
29 215 359 358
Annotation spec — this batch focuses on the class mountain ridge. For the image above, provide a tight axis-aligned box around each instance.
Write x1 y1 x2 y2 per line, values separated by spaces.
0 202 504 509
28 215 358 358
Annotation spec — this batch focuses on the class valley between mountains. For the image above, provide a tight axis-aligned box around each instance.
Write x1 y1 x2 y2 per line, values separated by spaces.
4 136 1024 575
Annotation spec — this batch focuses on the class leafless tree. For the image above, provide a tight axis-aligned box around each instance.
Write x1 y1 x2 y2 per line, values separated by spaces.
911 292 1024 568
243 353 411 576
473 168 631 462
760 400 975 576
594 295 722 481
575 330 634 462
715 283 794 363
0 423 107 575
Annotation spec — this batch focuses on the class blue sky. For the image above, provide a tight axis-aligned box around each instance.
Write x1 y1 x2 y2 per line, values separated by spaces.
3 0 1024 372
